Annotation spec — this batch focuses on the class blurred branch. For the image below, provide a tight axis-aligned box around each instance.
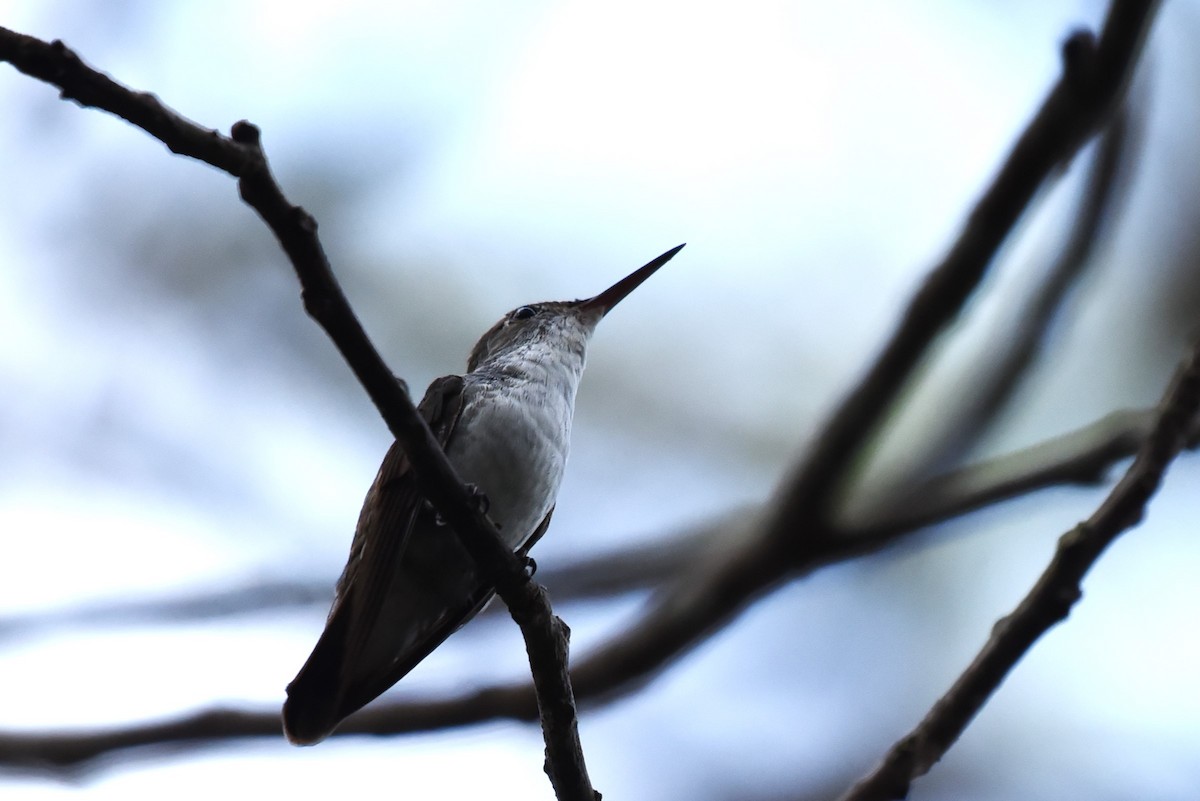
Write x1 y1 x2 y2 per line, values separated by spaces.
0 25 595 801
557 0 1160 716
0 580 329 641
854 404 1200 538
4 403 1195 774
775 10 1151 533
0 710 280 775
838 336 1200 801
5 399 1197 642
876 97 1136 497
0 0 1163 774
0 525 726 643
8 399 1196 648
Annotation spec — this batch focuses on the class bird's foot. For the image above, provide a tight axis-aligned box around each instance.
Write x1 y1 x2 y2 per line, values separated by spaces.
464 483 490 516
428 484 490 527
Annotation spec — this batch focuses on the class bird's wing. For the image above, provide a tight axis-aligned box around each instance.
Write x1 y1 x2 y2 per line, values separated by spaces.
283 374 472 745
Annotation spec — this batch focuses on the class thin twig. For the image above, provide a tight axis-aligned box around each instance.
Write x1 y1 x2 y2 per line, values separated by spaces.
837 336 1200 801
853 406 1200 538
0 25 594 801
776 10 1153 534
880 99 1135 495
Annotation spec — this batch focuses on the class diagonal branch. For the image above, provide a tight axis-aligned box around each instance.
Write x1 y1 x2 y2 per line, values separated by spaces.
0 25 594 801
777 1 1156 532
882 98 1136 494
556 0 1162 712
837 335 1200 801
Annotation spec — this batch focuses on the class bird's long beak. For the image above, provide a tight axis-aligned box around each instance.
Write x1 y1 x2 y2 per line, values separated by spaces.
579 243 685 317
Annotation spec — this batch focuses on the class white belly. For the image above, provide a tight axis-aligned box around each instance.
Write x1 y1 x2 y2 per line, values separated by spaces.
445 379 573 550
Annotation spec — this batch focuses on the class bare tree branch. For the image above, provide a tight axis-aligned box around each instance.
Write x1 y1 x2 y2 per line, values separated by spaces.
837 335 1200 801
4 403 1196 647
0 518 726 641
853 405 1200 538
780 10 1153 532
0 25 595 801
5 398 1197 775
0 710 279 775
0 579 329 640
556 0 1161 715
877 96 1136 498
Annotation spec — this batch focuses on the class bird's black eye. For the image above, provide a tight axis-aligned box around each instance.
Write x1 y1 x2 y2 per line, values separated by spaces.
513 306 537 320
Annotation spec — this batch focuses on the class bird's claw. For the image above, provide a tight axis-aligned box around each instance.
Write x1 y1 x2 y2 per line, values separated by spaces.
426 485 490 527
464 483 490 516
522 556 537 580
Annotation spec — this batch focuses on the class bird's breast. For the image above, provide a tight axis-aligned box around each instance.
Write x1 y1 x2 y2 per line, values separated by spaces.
445 378 574 550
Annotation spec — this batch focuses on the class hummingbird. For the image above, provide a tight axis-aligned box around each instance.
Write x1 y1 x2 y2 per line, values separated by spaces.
282 244 684 745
